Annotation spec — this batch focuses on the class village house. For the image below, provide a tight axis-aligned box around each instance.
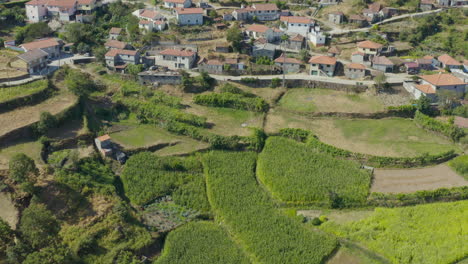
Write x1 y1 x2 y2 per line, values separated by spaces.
163 0 191 8
309 55 337 76
109 27 122 40
245 24 283 43
380 7 398 19
357 40 383 61
372 56 394 72
156 49 197 69
351 51 365 64
139 20 166 32
437 0 451 5
280 16 315 36
274 53 302 73
175 8 203 25
252 43 276 59
198 59 224 74
404 73 466 99
404 62 420 74
287 34 305 50
104 40 131 50
25 0 49 22
328 46 341 57
138 70 182 85
26 0 93 22
348 15 367 26
132 9 165 23
105 49 140 72
437 54 462 70
10 49 49 74
232 3 280 21
328 11 344 24
345 63 366 79
20 38 62 59
420 0 434 11
95 134 113 157
362 2 382 23
416 56 436 70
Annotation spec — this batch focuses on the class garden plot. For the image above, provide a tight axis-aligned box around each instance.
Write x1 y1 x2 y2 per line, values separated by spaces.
278 88 385 113
372 164 468 193
0 49 29 79
265 114 459 157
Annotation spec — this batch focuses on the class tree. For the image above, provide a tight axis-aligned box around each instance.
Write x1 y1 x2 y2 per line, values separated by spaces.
23 245 75 264
416 95 432 116
1 6 25 24
92 46 107 65
19 203 60 249
374 73 387 93
15 22 52 44
196 71 215 91
35 112 58 135
226 24 243 52
9 154 38 184
65 70 97 97
208 9 218 18
0 219 13 253
299 49 309 63
126 64 144 77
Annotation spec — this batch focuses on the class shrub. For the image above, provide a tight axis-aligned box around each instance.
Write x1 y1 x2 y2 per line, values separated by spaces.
240 77 258 84
270 77 281 88
219 83 255 97
20 203 60 249
257 137 371 207
193 92 269 112
203 151 337 264
9 153 38 184
414 111 465 142
278 128 311 142
311 217 322 226
155 222 250 264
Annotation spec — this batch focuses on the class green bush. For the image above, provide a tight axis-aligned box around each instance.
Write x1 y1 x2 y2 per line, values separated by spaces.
257 137 371 207
387 105 417 117
137 102 207 127
193 92 269 112
278 128 311 142
240 77 258 84
219 83 255 97
20 203 60 249
270 77 281 88
203 151 337 264
414 111 465 142
155 222 250 264
448 155 468 179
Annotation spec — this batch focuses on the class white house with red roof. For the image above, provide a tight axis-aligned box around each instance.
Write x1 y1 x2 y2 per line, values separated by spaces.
274 53 302 73
356 40 383 61
105 49 140 71
164 0 191 8
156 48 197 69
132 9 167 31
20 38 62 59
46 0 77 21
280 16 315 36
404 73 467 99
232 3 280 21
245 24 283 43
437 54 462 70
309 55 337 76
25 0 48 22
345 63 367 79
174 8 203 25
25 0 96 22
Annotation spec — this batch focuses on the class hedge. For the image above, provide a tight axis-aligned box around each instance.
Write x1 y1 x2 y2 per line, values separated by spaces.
414 111 465 142
193 92 269 112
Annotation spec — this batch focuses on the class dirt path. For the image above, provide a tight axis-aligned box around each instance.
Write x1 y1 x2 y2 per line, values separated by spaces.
0 91 77 138
372 164 468 194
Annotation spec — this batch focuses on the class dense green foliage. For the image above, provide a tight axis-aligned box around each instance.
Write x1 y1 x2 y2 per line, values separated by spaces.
258 137 371 207
278 128 311 142
448 155 468 179
65 69 100 97
321 201 468 264
306 133 456 168
155 221 250 264
22 245 75 264
219 83 255 98
0 219 13 253
33 111 58 135
193 92 269 112
9 153 38 184
203 151 337 264
414 111 465 142
15 22 52 44
19 203 60 249
0 80 49 103
121 152 210 212
137 102 207 127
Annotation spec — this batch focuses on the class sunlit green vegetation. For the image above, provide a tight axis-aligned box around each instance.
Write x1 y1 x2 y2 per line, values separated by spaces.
321 201 468 264
448 155 468 180
155 221 251 264
0 80 49 103
257 137 371 206
203 151 337 264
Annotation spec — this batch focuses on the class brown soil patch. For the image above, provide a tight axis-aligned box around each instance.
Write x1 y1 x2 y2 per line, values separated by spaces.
0 91 77 137
372 164 468 194
0 192 18 229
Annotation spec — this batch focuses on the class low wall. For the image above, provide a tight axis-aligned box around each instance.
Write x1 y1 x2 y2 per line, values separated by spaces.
234 79 368 92
0 73 32 84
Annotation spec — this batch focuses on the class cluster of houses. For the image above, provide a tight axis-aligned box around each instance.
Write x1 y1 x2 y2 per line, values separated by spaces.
420 0 468 11
25 0 98 23
328 2 399 26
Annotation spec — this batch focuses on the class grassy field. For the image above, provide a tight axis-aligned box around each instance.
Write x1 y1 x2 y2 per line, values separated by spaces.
257 137 371 206
265 114 459 157
110 124 182 149
155 221 250 264
278 89 385 113
203 151 337 264
0 140 43 169
0 80 49 103
321 201 468 264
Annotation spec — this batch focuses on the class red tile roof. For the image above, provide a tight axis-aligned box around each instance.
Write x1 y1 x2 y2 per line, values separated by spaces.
368 2 382 12
206 59 223 65
357 40 383 49
26 0 48 5
352 51 365 56
105 49 138 57
165 0 185 3
175 7 203 14
274 54 302 64
20 38 60 51
104 40 127 49
349 14 366 21
97 134 111 142
109 27 122 34
159 49 195 57
139 20 151 25
372 56 393 65
47 0 76 8
280 16 313 24
246 24 270 33
419 73 466 86
290 34 304 42
77 0 94 5
415 84 436 94
252 3 279 10
309 55 337 65
345 63 366 70
140 9 160 19
438 54 461 66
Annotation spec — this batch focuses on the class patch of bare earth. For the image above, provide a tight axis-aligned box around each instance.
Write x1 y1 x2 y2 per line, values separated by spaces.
0 92 77 137
0 192 18 229
372 164 468 193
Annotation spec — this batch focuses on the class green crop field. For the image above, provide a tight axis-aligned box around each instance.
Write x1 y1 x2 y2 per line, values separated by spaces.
203 151 337 264
155 221 250 264
278 88 385 113
257 137 371 206
0 80 49 103
448 155 468 180
320 201 468 264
